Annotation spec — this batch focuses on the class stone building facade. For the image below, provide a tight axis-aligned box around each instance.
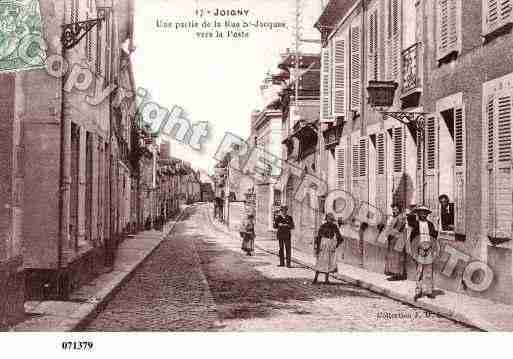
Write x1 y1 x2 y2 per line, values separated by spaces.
315 0 513 304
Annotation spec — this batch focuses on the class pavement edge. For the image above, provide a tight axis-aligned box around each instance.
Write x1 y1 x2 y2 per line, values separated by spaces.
205 204 486 331
68 206 192 331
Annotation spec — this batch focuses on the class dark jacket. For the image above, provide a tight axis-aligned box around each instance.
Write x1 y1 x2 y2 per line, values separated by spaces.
407 214 438 242
273 214 294 239
440 203 455 231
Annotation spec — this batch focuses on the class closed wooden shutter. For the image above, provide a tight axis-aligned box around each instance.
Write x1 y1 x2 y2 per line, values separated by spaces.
416 124 424 206
486 0 512 33
104 8 111 87
392 126 406 208
336 146 346 190
376 132 388 212
499 0 512 23
487 96 496 237
359 138 369 203
488 93 513 240
387 0 401 80
425 117 440 220
350 26 361 111
334 37 346 116
437 0 459 59
352 142 360 197
321 45 332 120
368 9 379 81
454 105 466 234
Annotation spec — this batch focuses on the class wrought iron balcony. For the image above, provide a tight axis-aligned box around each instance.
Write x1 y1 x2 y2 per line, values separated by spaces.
401 43 421 94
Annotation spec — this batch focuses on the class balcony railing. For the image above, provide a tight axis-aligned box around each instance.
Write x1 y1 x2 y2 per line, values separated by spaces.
402 43 421 94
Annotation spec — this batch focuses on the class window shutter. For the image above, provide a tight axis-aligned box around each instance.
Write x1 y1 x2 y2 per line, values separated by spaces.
425 117 440 219
392 126 407 208
334 37 346 116
454 106 466 234
486 0 512 33
376 132 388 212
486 0 500 32
368 9 379 81
438 0 458 59
500 0 512 23
393 126 404 174
350 26 361 111
487 95 496 237
336 146 346 190
359 137 369 203
493 93 513 239
387 0 400 80
104 9 111 87
352 142 360 196
321 45 331 120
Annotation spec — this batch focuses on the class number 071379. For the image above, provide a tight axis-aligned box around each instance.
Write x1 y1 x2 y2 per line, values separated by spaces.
61 341 94 350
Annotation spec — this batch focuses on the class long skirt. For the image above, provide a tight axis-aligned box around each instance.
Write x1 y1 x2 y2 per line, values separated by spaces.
314 237 338 273
241 233 255 253
385 235 406 276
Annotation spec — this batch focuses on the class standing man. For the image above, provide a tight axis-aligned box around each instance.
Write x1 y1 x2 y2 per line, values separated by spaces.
438 194 455 231
408 206 438 301
273 205 295 267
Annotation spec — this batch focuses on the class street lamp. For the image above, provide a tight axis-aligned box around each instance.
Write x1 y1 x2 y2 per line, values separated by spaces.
367 80 428 205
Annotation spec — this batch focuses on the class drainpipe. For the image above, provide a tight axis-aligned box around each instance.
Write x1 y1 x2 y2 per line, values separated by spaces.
57 3 71 298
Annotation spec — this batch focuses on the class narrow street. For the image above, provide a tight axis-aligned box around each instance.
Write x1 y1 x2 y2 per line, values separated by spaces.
85 204 475 331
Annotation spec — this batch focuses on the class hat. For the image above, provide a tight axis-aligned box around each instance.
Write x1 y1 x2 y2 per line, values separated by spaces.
414 205 432 214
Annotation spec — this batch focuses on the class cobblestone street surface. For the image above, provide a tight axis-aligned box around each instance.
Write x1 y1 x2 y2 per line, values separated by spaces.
85 204 475 331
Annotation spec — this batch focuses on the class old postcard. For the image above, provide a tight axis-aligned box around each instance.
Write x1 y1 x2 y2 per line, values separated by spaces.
1 0 512 356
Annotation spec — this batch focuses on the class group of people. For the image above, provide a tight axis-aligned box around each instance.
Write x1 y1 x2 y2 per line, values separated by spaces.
237 194 453 302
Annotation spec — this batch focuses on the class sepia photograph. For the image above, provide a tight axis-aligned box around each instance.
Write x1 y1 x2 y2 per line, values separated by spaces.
1 0 512 356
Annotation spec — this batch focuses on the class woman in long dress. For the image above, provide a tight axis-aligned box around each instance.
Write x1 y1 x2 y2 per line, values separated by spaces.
313 213 343 284
240 213 255 256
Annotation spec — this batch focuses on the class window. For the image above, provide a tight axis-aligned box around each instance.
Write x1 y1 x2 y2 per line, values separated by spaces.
485 85 512 242
350 23 361 112
351 136 368 202
483 0 513 36
368 8 379 81
387 0 401 80
426 97 466 237
333 33 347 117
375 132 388 212
436 0 461 62
321 43 332 120
335 145 346 190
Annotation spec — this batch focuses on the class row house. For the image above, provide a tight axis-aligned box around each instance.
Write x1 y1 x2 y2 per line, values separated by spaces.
278 51 324 253
0 0 145 329
251 80 284 238
421 0 513 304
315 0 513 304
130 120 159 231
315 0 421 271
157 144 183 220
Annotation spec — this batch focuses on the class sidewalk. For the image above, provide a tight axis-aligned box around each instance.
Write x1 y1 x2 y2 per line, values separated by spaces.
11 207 189 332
209 212 513 331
